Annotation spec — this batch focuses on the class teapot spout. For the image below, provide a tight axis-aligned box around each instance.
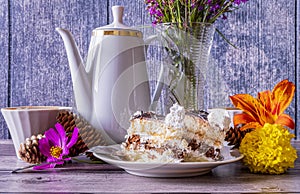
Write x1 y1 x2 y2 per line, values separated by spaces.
56 28 92 120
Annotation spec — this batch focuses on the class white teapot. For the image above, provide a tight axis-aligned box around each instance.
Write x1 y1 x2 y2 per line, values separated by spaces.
56 6 154 143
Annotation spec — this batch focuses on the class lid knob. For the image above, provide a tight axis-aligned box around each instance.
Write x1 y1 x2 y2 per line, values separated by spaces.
111 6 128 28
112 6 124 25
95 5 133 30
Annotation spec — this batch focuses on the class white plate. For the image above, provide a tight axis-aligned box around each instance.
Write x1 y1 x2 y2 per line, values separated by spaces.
90 145 243 177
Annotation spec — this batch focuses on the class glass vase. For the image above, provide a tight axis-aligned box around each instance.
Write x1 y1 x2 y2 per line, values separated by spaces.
151 23 215 112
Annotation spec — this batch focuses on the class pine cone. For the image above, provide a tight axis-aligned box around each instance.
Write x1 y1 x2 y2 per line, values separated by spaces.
56 110 107 157
85 151 102 161
225 125 252 149
18 134 46 164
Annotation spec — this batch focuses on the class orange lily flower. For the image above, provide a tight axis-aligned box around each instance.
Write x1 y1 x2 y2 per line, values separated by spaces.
229 79 295 131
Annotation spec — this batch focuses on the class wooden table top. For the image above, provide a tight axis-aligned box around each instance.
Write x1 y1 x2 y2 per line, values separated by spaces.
0 140 299 193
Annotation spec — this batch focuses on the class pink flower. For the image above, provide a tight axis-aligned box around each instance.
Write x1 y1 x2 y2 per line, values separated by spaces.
33 123 79 170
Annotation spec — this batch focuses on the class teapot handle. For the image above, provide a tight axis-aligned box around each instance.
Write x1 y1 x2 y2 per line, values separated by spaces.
149 60 166 111
143 35 165 111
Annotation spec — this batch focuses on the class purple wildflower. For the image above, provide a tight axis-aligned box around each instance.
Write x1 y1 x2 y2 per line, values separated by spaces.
144 0 249 24
149 7 157 15
211 4 220 12
146 0 164 24
152 20 158 26
33 123 79 170
156 9 163 17
197 5 204 11
222 14 227 20
234 0 249 5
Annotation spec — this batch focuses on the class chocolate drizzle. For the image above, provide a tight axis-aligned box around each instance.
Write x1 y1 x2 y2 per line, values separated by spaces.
188 110 209 120
188 139 201 151
131 111 153 120
124 134 141 150
205 147 222 161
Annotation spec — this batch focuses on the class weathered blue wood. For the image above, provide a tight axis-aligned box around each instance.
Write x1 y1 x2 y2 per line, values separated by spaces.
0 0 9 139
210 0 295 103
9 0 108 108
209 0 297 134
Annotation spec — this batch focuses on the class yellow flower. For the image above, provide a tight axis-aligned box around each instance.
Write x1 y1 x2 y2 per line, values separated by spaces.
239 123 297 174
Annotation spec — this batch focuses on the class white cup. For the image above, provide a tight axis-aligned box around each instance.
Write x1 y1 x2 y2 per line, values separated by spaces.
224 108 243 126
208 107 242 128
1 106 71 158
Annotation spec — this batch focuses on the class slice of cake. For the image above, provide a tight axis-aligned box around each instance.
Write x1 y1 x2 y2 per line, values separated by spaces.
121 104 231 163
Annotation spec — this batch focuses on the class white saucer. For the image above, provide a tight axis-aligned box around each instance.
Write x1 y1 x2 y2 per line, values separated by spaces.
90 144 243 177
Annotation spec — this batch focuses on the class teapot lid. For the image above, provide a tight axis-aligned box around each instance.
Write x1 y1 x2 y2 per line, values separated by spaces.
92 6 142 38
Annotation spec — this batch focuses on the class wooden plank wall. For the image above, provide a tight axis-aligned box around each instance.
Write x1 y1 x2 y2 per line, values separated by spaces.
0 0 9 139
0 0 299 139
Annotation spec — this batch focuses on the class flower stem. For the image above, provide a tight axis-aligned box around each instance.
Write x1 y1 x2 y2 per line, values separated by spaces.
11 160 64 173
11 155 104 173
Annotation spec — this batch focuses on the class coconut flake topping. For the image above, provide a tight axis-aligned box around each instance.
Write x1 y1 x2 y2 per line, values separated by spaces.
208 109 231 131
164 103 185 129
